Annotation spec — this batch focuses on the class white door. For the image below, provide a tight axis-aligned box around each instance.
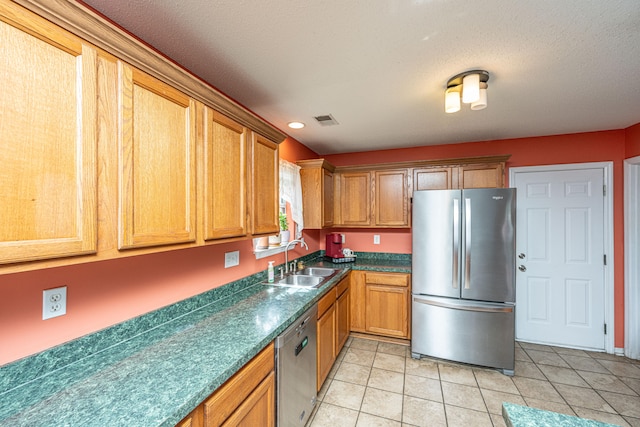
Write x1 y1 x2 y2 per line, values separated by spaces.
513 168 605 350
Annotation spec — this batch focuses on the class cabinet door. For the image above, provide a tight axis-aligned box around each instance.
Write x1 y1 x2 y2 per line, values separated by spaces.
0 6 98 264
322 168 334 227
176 406 203 427
250 133 279 235
204 109 247 240
317 304 336 391
204 344 274 426
118 63 196 249
349 271 366 333
336 284 350 355
335 172 371 226
365 285 409 338
220 372 275 427
458 163 504 188
374 169 409 227
413 167 454 190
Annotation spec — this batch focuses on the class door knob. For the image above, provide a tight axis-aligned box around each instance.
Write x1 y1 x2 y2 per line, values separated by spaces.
518 253 526 259
518 265 526 272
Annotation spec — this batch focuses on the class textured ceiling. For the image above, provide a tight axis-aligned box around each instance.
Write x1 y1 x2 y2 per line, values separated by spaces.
80 0 640 155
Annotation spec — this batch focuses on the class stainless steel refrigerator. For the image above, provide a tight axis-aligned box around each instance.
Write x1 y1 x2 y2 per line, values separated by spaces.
411 188 516 375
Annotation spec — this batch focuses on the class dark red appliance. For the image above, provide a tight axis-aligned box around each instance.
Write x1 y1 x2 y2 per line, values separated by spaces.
325 232 344 259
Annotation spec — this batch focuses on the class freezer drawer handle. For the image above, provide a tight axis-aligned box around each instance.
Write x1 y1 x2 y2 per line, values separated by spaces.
414 297 514 313
452 198 459 289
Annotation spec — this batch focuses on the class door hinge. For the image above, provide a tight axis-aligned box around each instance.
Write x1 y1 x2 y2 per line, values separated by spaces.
603 184 606 196
604 323 607 335
604 254 607 265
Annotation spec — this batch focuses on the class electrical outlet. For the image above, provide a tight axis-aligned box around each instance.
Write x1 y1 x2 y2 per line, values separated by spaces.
43 286 67 320
341 234 345 244
225 251 240 268
374 234 381 244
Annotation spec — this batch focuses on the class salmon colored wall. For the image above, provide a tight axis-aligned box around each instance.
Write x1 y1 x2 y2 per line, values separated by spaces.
2 129 636 365
626 122 640 158
0 136 318 366
326 129 628 349
321 229 412 254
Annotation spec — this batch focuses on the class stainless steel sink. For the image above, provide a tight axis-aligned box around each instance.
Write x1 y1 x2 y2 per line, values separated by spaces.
263 267 340 288
295 267 337 277
276 274 324 288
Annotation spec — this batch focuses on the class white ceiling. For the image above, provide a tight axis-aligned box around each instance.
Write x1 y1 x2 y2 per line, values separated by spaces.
81 0 640 155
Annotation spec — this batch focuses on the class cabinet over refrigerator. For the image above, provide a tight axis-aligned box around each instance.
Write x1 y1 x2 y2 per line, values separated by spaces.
411 188 516 375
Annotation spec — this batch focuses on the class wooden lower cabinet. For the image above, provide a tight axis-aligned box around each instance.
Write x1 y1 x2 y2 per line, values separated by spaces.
317 276 350 391
176 406 203 427
176 343 275 427
335 279 350 352
350 271 411 339
317 300 336 391
218 373 275 427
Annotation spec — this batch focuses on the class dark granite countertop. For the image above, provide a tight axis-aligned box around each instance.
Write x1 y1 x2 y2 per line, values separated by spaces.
0 251 410 427
502 403 620 427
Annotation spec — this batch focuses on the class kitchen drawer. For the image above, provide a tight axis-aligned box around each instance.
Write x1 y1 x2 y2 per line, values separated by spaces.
317 287 337 318
336 276 349 296
364 272 408 287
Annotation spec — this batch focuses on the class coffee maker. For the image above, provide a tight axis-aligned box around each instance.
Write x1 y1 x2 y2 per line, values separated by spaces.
325 233 355 263
325 232 344 259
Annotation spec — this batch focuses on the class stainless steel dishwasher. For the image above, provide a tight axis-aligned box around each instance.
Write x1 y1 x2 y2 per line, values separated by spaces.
275 304 317 427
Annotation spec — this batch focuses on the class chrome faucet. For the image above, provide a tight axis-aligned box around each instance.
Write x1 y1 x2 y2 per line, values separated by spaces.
284 239 309 273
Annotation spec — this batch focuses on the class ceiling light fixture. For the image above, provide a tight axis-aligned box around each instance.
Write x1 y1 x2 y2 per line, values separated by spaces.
287 121 305 129
445 70 489 113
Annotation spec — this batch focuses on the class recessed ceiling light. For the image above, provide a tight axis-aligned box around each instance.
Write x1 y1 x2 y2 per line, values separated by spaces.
288 121 305 129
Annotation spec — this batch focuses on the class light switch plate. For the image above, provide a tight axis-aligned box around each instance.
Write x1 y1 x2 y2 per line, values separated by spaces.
225 251 240 268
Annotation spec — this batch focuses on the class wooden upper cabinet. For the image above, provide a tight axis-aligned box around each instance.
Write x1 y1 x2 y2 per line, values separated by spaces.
203 109 247 240
118 63 197 249
0 4 98 264
414 162 505 191
250 133 279 236
323 168 335 227
335 171 372 226
458 162 504 188
297 159 335 229
374 169 409 227
413 167 454 190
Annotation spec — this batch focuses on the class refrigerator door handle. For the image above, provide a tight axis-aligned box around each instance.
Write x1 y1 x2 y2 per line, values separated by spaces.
413 297 514 314
464 198 471 289
452 198 459 289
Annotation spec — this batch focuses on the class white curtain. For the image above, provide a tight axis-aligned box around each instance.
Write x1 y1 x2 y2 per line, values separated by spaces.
280 160 304 237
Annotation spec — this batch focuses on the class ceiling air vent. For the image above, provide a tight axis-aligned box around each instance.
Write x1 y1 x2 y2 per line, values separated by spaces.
314 114 339 126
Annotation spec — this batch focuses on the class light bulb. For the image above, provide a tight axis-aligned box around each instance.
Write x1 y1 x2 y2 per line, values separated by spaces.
470 88 487 110
445 87 461 113
462 73 480 104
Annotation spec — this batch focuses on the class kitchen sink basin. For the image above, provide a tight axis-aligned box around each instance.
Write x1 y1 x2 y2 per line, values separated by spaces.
276 274 324 288
263 266 340 289
295 267 338 277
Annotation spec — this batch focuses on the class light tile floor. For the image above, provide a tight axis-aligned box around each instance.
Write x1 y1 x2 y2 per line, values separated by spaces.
307 336 640 427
